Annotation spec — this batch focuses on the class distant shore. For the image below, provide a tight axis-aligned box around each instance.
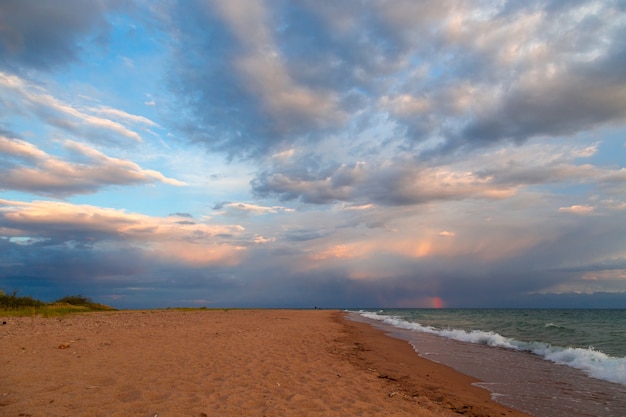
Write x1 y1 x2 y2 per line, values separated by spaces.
1 309 531 416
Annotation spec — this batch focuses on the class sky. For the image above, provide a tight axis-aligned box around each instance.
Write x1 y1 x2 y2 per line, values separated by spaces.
1 0 626 309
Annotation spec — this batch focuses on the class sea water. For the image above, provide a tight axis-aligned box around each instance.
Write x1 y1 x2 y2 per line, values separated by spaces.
351 309 626 417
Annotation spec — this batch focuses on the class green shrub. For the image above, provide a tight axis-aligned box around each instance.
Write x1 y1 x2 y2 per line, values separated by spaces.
1 290 115 315
54 295 94 306
0 289 46 309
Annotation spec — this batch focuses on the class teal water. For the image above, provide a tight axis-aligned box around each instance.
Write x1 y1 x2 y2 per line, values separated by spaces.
353 309 626 417
360 309 626 384
381 309 626 356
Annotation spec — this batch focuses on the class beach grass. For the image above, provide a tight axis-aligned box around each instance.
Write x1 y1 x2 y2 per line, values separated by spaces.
0 290 115 317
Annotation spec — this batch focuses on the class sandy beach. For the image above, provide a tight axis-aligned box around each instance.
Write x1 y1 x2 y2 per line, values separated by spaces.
1 310 532 417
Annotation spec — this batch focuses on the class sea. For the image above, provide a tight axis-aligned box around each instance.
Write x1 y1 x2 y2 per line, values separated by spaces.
350 309 626 417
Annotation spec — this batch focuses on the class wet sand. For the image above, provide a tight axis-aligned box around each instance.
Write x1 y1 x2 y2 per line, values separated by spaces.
1 309 532 416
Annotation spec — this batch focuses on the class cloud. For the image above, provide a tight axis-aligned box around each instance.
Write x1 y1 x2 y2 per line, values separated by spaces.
2 1 626 309
86 106 159 129
0 72 153 145
214 1 345 128
0 135 185 197
3 193 626 308
0 0 128 72
213 202 295 217
429 2 626 150
559 205 595 215
165 0 351 158
161 1 626 159
5 1 626 158
0 199 249 266
603 200 626 211
168 212 194 218
459 69 626 147
539 269 626 294
251 138 617 206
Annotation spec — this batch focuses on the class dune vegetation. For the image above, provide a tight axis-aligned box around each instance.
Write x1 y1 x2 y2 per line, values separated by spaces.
0 290 115 317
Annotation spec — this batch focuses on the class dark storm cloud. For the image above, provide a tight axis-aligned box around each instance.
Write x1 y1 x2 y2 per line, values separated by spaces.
331 209 626 307
214 212 624 308
0 217 237 307
550 258 626 274
0 243 201 307
0 0 130 73
3 201 625 309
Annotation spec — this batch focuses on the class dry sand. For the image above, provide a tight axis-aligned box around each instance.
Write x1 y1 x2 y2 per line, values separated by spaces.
1 310 532 417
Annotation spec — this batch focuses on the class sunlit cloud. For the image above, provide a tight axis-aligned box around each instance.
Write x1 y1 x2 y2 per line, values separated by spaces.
559 205 595 215
0 136 185 197
0 199 248 266
309 244 354 261
86 106 159 128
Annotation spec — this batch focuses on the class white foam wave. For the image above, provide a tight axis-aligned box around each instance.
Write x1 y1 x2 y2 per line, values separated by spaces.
357 311 626 386
532 345 626 386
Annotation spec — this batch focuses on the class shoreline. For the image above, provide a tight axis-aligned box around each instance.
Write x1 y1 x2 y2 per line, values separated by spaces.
337 312 532 417
1 309 532 416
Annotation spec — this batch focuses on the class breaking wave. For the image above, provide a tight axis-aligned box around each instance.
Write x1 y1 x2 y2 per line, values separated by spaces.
357 311 626 386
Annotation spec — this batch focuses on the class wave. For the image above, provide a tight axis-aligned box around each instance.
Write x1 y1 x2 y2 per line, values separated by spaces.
543 322 576 334
357 311 626 386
